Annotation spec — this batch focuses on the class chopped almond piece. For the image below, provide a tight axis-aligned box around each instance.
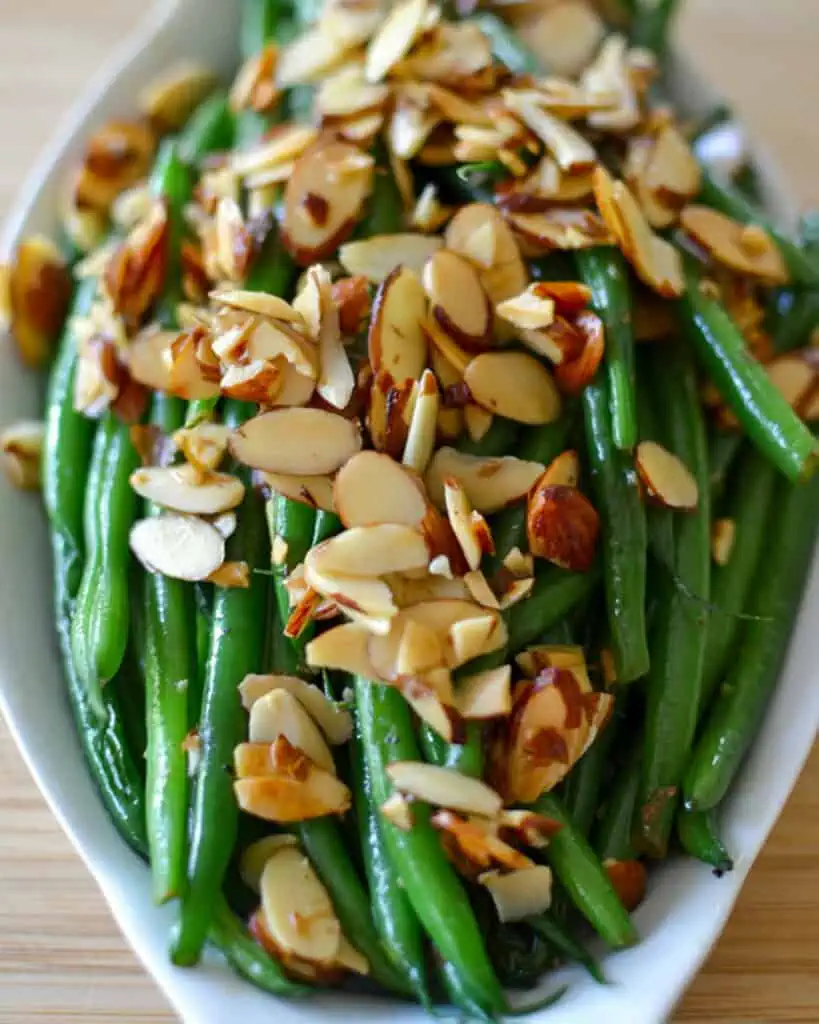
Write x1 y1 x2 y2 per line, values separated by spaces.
424 314 472 376
140 62 217 132
711 517 736 567
368 371 417 458
464 351 562 425
129 514 225 581
680 205 789 285
208 561 250 588
249 689 336 774
387 761 503 818
444 477 481 571
542 450 581 489
221 360 284 404
449 613 506 668
635 440 699 509
229 408 361 475
423 250 493 352
426 447 544 513
172 423 231 474
368 266 429 382
0 420 44 490
340 233 442 283
7 236 72 368
516 644 588 680
400 676 456 741
332 275 371 336
309 524 429 578
381 792 414 831
479 866 554 923
456 666 512 720
496 286 556 332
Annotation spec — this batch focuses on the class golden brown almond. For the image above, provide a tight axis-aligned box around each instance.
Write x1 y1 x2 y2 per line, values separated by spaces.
239 673 352 745
426 447 545 513
635 440 699 509
0 420 44 490
399 677 456 741
221 360 284 404
8 236 72 368
308 524 429 578
464 351 562 425
129 514 225 581
334 450 427 528
104 200 169 325
367 371 417 458
541 450 581 489
456 665 512 720
249 689 336 774
229 408 361 475
479 866 554 922
711 517 736 567
73 119 156 213
680 205 789 285
304 264 354 411
368 266 428 382
395 618 446 676
387 761 503 818
423 249 493 352
527 483 600 572
449 614 506 667
207 561 250 588
603 858 647 912
340 233 442 283
443 477 494 572
130 466 245 516
553 310 606 395
380 792 414 831
306 622 381 678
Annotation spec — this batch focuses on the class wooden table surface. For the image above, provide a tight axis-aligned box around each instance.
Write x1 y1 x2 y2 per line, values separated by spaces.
0 1 817 1020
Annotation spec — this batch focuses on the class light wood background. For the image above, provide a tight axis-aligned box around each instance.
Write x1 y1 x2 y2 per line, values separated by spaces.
0 1 817 1020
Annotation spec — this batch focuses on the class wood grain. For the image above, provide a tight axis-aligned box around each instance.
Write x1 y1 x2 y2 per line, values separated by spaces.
0 1 817 1021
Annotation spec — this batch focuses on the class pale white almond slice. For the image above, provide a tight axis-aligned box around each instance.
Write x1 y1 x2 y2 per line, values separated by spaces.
428 555 454 578
316 63 390 118
516 1 603 78
496 287 556 332
464 351 562 426
680 206 789 285
389 95 441 160
365 0 429 82
129 513 224 581
368 266 428 383
403 370 440 475
423 250 492 351
711 517 736 567
386 761 503 818
395 618 446 675
635 440 699 510
449 614 505 668
334 451 427 528
235 758 351 821
464 570 500 610
380 791 414 830
503 91 596 174
239 673 352 745
306 622 381 677
274 360 317 408
125 327 175 391
479 865 553 923
260 847 341 963
426 448 545 513
276 25 352 87
231 126 319 178
310 524 428 578
1 420 43 490
340 234 442 283
581 33 640 133
282 142 374 266
456 665 512 720
239 834 299 893
173 423 232 473
229 408 361 475
130 467 245 516
249 689 336 774
262 472 336 512
211 289 304 325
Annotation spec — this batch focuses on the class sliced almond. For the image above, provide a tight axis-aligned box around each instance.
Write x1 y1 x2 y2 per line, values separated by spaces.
380 792 414 830
464 351 562 425
426 447 544 513
173 423 231 473
581 33 640 133
515 1 604 78
443 477 494 572
644 122 701 203
400 675 455 741
456 665 512 720
340 234 442 283
402 369 440 475
505 208 613 252
282 141 374 266
260 846 341 963
464 569 500 610
479 866 554 923
527 482 600 572
221 360 284 404
261 472 335 512
395 619 446 675
211 289 303 324
386 761 503 818
239 834 299 893
504 547 535 578
365 0 429 82
305 560 397 626
129 514 225 581
307 264 355 410
413 183 453 234
496 287 556 332
711 517 736 567
129 466 244 516
235 739 351 821
306 622 380 678
8 235 72 368
207 561 249 588
423 250 493 352
240 675 351 744
553 310 606 395
635 440 699 510
498 576 535 610
0 420 44 490
449 614 505 668
503 91 597 174
230 408 361 475
680 205 789 285
308 524 429 578
368 266 428 383
249 689 336 774
140 62 216 132
276 25 352 88
334 451 427 529
516 645 587 680
123 326 175 392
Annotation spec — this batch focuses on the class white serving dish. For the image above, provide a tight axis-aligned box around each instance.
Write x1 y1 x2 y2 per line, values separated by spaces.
0 1 816 1021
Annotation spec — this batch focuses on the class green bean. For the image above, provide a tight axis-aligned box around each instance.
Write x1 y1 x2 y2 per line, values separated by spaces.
177 91 234 167
770 288 819 353
708 427 743 501
356 678 506 1016
172 401 269 965
594 741 642 863
266 494 316 666
583 377 649 682
631 0 679 55
71 413 140 721
701 444 778 707
698 170 819 287
576 248 638 451
676 808 733 874
457 415 519 457
685 465 819 810
532 793 637 949
638 341 710 858
677 254 818 481
311 509 342 546
528 914 605 984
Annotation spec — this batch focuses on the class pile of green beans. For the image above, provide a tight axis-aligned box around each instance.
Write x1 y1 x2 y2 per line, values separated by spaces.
27 0 819 1015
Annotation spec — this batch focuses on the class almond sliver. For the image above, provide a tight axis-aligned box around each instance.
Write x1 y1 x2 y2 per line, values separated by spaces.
386 761 503 818
309 524 429 578
129 514 225 581
334 451 427 528
479 866 553 923
239 673 352 745
306 622 381 677
635 440 699 509
365 0 429 83
456 665 512 720
229 408 361 475
130 466 245 516
464 351 562 425
340 233 443 283
403 369 440 475
426 447 545 513
249 689 336 774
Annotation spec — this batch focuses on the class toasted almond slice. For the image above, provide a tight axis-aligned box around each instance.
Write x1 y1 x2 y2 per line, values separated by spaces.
505 207 613 253
221 360 284 404
541 449 580 489
276 25 352 87
479 866 553 923
365 0 429 82
680 205 789 285
282 141 374 266
239 835 299 893
380 792 414 830
449 614 505 668
334 451 427 529
306 622 380 677
123 326 175 392
581 33 640 133
464 351 561 426
423 250 492 352
230 408 361 475
496 287 556 332
244 320 317 380
140 62 217 131
644 122 701 202
503 91 596 174
129 514 225 581
504 547 535 579
766 352 818 411
527 482 600 572
240 673 352 745
0 420 44 490
340 234 442 283
516 1 604 78
515 644 587 679
260 846 341 963
236 765 351 822
8 235 72 367
456 665 512 720
711 517 736 567
129 466 244 516
464 570 500 610
426 447 544 513
211 288 303 324
498 576 535 610
272 361 317 407
368 266 428 382
396 619 446 675
387 761 503 818
309 524 429 578
261 472 335 512
635 440 699 509
402 369 440 475
173 423 231 473
249 689 336 774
